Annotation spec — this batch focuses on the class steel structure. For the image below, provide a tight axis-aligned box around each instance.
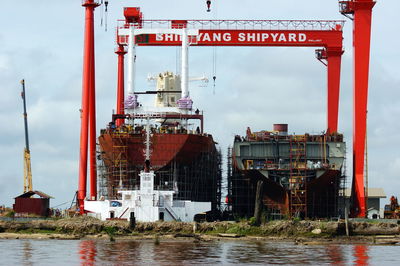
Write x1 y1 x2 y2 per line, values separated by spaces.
78 0 99 213
20 79 33 193
339 0 376 218
113 8 345 218
227 126 346 219
77 3 375 218
115 44 127 127
117 9 344 134
289 135 308 217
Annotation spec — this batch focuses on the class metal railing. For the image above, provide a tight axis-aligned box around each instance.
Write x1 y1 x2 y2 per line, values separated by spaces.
119 19 345 31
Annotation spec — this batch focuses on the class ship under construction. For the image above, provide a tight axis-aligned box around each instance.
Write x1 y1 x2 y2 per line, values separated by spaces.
227 124 346 219
96 72 222 215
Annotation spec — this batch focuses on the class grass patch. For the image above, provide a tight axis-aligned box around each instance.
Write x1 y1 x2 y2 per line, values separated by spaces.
17 228 56 234
203 223 265 236
103 226 117 236
4 211 15 218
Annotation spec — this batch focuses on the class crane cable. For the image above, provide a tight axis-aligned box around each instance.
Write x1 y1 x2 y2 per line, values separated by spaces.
100 0 109 31
211 1 218 94
100 0 104 27
104 0 109 32
212 47 217 94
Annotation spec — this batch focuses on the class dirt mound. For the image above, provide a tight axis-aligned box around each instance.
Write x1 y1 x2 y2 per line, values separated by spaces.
1 217 400 238
55 217 130 235
350 222 400 235
135 221 193 233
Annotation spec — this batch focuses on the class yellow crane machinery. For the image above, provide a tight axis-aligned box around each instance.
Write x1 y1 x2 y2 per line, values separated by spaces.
21 79 32 193
384 196 400 219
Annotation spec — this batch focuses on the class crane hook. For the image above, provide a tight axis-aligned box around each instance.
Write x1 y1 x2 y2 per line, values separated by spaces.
206 1 211 12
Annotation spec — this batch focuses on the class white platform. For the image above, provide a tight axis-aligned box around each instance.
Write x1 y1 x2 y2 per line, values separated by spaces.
85 171 211 222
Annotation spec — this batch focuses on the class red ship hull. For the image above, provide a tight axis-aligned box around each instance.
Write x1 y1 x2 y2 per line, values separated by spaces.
99 132 216 170
97 129 222 210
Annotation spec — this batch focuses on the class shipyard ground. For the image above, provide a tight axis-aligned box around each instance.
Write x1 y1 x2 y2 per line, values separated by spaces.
1 217 400 245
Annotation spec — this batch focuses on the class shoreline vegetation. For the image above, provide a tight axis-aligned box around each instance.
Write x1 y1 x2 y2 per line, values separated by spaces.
1 217 400 244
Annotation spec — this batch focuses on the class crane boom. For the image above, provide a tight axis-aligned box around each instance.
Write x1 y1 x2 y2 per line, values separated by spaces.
21 79 32 193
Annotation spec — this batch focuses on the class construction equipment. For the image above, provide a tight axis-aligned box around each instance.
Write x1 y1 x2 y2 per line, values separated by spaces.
384 196 400 219
20 79 33 193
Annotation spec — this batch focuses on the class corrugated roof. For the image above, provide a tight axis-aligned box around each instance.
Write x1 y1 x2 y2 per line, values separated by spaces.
15 190 53 199
341 188 386 198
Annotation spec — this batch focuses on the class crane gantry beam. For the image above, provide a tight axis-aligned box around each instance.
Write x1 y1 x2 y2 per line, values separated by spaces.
117 12 345 135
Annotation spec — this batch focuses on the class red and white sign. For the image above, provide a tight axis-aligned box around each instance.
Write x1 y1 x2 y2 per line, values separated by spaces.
129 30 342 48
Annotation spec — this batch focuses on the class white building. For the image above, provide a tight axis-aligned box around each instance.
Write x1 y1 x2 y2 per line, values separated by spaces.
339 188 386 219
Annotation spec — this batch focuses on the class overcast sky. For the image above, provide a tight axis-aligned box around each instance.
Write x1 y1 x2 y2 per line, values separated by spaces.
1 0 399 209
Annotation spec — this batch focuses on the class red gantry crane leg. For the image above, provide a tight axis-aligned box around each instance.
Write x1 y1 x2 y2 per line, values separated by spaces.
78 0 99 213
115 45 127 127
327 48 344 134
340 0 376 218
317 46 344 134
89 6 97 202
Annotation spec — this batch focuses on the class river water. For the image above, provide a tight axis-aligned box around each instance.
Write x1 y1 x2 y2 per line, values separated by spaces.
0 239 399 265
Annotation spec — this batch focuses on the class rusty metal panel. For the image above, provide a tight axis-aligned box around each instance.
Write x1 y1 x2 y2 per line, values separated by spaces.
14 198 49 216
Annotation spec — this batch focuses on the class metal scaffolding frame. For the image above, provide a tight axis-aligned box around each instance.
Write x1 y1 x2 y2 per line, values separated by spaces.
97 129 222 213
289 135 308 218
228 133 346 220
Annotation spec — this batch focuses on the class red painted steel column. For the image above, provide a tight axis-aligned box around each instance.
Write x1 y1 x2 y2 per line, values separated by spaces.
351 0 375 218
115 45 127 127
89 1 98 201
326 48 344 134
78 0 98 213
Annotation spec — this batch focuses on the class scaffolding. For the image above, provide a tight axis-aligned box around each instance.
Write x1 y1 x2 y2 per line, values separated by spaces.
226 147 232 205
98 131 138 200
168 148 222 212
97 129 222 214
228 131 346 220
289 135 307 218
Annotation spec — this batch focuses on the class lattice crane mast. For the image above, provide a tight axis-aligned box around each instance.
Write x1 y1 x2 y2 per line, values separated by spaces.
20 79 33 193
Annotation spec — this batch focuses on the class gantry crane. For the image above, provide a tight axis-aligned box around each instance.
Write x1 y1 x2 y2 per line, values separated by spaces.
21 79 33 193
77 1 376 218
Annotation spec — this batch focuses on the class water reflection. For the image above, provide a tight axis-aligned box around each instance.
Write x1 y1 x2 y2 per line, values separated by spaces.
1 237 389 265
353 245 369 266
89 239 219 264
79 240 96 265
325 245 345 265
22 240 33 266
75 240 372 265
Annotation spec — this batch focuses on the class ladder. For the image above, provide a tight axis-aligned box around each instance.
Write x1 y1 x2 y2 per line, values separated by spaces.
111 132 129 198
289 135 307 218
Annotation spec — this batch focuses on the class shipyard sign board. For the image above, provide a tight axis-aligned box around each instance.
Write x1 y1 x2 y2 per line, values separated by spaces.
130 30 342 47
156 32 307 43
